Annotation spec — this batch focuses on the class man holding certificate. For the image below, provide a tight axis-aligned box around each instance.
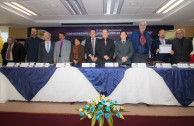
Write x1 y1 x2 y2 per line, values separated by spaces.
151 29 173 62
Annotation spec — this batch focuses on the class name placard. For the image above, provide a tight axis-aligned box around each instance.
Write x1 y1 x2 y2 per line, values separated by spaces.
155 63 162 68
82 63 96 67
44 63 50 67
64 62 71 67
132 63 146 68
6 62 15 67
177 63 189 68
161 63 172 68
28 62 35 67
35 63 44 67
56 63 64 68
105 62 119 67
190 63 194 68
20 63 29 67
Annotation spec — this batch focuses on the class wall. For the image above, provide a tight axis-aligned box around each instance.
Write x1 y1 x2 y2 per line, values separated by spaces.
9 27 28 39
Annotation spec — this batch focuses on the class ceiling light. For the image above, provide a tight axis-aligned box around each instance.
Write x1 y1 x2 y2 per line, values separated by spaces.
155 0 185 14
60 0 87 15
163 0 184 13
156 0 176 14
104 0 124 15
4 2 32 16
11 2 38 16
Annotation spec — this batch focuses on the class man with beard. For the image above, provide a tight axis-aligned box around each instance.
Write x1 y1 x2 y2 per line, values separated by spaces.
130 21 151 63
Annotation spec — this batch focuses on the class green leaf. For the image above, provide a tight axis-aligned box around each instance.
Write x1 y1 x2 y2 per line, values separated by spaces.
98 116 104 126
91 114 96 126
106 116 113 126
122 109 129 112
76 108 80 111
80 115 87 120
118 112 125 120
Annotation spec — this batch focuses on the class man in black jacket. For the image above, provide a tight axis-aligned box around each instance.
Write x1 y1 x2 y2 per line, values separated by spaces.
38 32 55 64
95 29 115 65
85 29 100 63
1 37 25 66
170 29 193 64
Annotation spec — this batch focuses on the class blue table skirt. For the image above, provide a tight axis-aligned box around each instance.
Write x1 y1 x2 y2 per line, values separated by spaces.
0 66 194 106
0 67 57 101
154 68 194 106
77 65 128 96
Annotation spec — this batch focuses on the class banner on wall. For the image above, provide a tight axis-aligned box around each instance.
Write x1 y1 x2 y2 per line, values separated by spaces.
28 25 174 43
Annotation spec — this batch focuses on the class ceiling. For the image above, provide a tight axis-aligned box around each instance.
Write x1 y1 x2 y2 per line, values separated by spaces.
0 0 194 27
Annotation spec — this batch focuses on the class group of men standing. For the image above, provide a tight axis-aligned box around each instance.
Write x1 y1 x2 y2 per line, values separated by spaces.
1 21 193 66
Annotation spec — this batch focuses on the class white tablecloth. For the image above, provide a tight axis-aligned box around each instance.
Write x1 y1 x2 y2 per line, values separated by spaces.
0 67 194 106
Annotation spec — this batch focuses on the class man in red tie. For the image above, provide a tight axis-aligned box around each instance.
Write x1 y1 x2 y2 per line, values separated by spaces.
95 29 115 65
1 37 25 66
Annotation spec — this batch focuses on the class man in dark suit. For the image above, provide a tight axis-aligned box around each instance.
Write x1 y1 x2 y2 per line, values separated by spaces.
1 37 25 66
170 29 193 64
38 32 55 64
24 28 43 62
85 29 100 63
115 30 133 64
95 29 115 65
151 29 173 62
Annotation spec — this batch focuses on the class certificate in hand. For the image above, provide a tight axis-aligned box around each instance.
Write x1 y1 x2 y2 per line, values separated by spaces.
159 44 172 53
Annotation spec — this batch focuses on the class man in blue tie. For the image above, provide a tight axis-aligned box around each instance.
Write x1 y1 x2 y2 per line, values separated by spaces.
38 32 55 63
151 29 173 62
115 31 133 64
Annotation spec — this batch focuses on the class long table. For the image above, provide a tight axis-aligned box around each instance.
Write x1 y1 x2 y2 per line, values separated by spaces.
0 66 194 106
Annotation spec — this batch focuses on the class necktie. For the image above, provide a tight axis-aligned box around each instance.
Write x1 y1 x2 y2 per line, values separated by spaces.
161 39 165 45
6 44 12 60
122 41 126 44
46 42 49 53
59 40 63 57
140 33 146 46
105 39 107 46
91 39 95 55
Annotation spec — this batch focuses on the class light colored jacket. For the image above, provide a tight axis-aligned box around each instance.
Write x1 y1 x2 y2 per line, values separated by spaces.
53 39 71 63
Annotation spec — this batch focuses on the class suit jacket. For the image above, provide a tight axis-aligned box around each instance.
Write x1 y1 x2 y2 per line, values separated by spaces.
70 45 86 64
24 37 43 62
170 37 193 64
130 31 151 57
85 37 100 63
1 42 25 65
95 38 115 65
150 39 171 62
53 39 71 63
38 41 55 64
115 40 133 64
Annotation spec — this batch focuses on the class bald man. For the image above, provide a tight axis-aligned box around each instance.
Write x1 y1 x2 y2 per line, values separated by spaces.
170 29 193 64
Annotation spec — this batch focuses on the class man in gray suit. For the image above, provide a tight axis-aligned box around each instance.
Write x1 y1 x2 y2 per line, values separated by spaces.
53 32 71 63
38 32 55 64
170 29 193 64
115 31 133 64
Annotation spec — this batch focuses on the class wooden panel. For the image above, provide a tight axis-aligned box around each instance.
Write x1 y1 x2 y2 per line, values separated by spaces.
9 28 28 39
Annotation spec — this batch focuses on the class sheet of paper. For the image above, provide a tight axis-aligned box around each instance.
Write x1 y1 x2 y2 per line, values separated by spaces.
159 44 172 53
